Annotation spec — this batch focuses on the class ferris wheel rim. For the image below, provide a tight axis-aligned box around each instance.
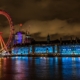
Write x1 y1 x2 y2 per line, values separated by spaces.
0 10 14 47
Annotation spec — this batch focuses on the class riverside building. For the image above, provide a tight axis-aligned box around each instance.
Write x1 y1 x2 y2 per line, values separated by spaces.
11 31 80 56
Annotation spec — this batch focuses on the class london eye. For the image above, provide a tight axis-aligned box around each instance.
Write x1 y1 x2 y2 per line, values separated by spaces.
0 10 14 48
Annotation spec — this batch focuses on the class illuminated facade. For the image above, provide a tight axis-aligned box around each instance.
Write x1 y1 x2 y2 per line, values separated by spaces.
14 31 25 44
12 33 80 55
59 45 80 55
12 46 32 55
12 44 80 55
34 46 53 54
13 31 33 44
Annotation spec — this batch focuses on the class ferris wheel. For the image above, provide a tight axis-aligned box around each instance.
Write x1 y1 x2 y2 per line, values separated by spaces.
0 10 14 51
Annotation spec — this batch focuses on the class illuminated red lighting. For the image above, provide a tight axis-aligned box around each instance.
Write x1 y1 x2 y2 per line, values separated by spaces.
0 10 14 47
20 23 23 27
0 32 2 34
0 33 9 54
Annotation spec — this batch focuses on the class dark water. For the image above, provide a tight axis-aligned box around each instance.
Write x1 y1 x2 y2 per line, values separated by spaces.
0 57 80 80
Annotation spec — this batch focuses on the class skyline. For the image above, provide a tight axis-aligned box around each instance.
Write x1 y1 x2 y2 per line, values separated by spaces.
0 0 80 41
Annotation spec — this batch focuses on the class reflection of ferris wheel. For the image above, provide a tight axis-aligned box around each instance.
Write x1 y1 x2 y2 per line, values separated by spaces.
0 10 14 47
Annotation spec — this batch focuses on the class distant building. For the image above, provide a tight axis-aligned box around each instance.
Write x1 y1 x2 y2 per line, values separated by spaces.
12 30 80 56
47 34 50 43
14 31 25 44
12 37 80 55
25 31 32 43
13 31 33 45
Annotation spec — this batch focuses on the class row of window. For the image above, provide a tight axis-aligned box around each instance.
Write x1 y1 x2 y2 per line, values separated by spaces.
35 47 53 53
12 45 80 55
12 46 54 54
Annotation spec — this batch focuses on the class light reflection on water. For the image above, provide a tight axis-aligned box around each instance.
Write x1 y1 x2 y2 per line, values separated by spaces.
0 57 80 80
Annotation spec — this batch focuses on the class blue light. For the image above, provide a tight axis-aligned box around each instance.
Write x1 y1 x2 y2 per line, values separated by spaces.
59 45 80 55
35 46 53 54
12 45 80 55
54 45 57 53
17 32 23 44
59 45 72 55
73 45 80 55
12 47 30 55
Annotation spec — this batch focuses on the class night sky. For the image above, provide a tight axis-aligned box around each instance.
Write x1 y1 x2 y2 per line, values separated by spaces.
0 0 80 41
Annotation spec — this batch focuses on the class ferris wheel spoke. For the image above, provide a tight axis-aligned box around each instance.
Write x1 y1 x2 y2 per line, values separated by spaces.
0 10 14 53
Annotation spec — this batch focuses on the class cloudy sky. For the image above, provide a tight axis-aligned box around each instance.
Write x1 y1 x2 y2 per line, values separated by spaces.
0 0 80 41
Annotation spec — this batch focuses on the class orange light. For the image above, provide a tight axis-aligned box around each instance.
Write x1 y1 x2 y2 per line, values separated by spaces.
20 23 23 27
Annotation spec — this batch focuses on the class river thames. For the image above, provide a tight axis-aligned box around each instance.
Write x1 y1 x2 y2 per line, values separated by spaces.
0 57 80 80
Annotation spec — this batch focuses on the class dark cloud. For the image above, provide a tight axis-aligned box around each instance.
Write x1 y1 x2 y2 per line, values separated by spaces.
0 0 80 41
31 32 46 41
0 0 80 22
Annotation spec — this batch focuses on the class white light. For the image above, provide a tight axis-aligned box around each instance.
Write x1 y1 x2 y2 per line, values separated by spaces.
72 57 75 61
